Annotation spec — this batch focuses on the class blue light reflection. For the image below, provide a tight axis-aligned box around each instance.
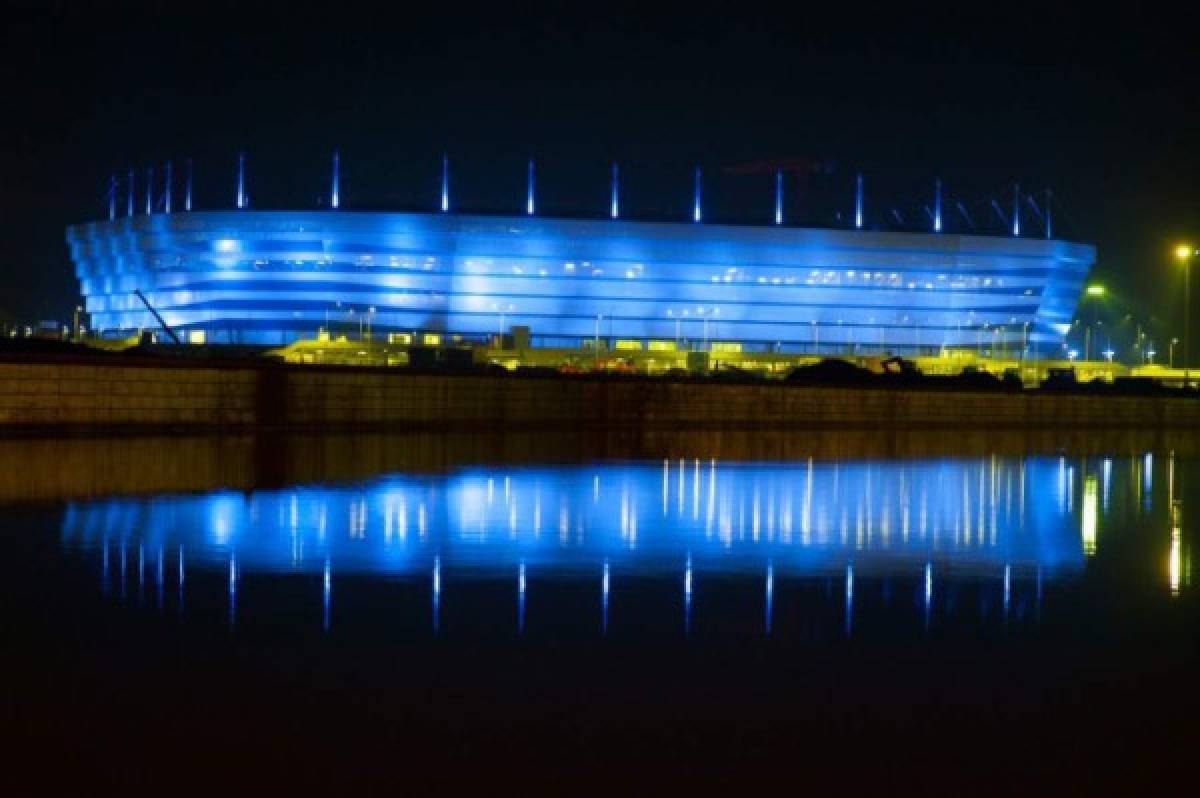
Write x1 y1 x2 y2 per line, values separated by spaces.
63 457 1088 633
65 458 1085 577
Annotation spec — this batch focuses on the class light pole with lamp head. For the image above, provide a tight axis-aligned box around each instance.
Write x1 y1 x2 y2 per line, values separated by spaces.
1082 283 1105 361
1176 245 1195 387
667 309 680 347
490 302 514 346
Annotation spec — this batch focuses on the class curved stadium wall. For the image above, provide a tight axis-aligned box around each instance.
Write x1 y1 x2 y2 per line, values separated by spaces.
67 211 1094 354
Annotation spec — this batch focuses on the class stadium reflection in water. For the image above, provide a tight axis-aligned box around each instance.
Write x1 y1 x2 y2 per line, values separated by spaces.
61 454 1183 636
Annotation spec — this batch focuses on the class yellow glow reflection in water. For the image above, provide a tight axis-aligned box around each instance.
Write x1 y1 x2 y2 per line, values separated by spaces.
1081 475 1098 556
1170 501 1182 597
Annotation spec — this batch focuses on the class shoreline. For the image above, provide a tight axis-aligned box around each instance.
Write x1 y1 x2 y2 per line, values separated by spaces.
2 354 1198 432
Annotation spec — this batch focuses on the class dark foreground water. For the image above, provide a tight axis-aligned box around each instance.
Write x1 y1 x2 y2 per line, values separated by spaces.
4 430 1198 791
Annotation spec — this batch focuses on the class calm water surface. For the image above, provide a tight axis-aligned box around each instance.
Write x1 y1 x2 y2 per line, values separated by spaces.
4 431 1198 790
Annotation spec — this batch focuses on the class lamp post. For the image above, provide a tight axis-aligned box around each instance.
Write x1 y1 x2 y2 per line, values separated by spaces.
667 309 681 347
1170 337 1180 369
1176 245 1195 386
491 302 514 345
1082 283 1106 362
693 306 718 350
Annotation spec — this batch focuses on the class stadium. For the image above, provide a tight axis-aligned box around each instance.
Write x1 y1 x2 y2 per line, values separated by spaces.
66 168 1095 358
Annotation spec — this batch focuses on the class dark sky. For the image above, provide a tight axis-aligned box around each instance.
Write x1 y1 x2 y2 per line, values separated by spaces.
3 1 1199 342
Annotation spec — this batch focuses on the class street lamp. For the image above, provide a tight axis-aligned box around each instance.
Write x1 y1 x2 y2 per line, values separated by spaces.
1082 283 1105 361
667 309 681 347
1176 245 1195 386
694 306 718 350
1170 337 1180 369
490 302 514 344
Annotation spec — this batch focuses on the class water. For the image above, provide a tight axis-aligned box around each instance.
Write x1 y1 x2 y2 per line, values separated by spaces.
4 431 1198 789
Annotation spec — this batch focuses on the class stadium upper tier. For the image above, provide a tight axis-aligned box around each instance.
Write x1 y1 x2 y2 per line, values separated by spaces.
67 210 1094 353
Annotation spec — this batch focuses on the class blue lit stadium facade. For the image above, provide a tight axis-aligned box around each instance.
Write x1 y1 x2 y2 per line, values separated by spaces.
67 210 1094 354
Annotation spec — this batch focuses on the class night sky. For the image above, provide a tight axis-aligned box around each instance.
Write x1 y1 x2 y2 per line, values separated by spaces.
3 2 1198 347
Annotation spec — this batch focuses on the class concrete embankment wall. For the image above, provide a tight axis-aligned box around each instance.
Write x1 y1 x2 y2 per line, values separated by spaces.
1 359 1199 430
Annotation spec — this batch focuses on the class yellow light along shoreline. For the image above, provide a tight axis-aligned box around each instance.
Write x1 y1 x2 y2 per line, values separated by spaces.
1 352 1198 433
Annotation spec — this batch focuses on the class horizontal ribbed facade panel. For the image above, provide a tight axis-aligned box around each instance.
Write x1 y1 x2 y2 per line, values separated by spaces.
67 211 1094 353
